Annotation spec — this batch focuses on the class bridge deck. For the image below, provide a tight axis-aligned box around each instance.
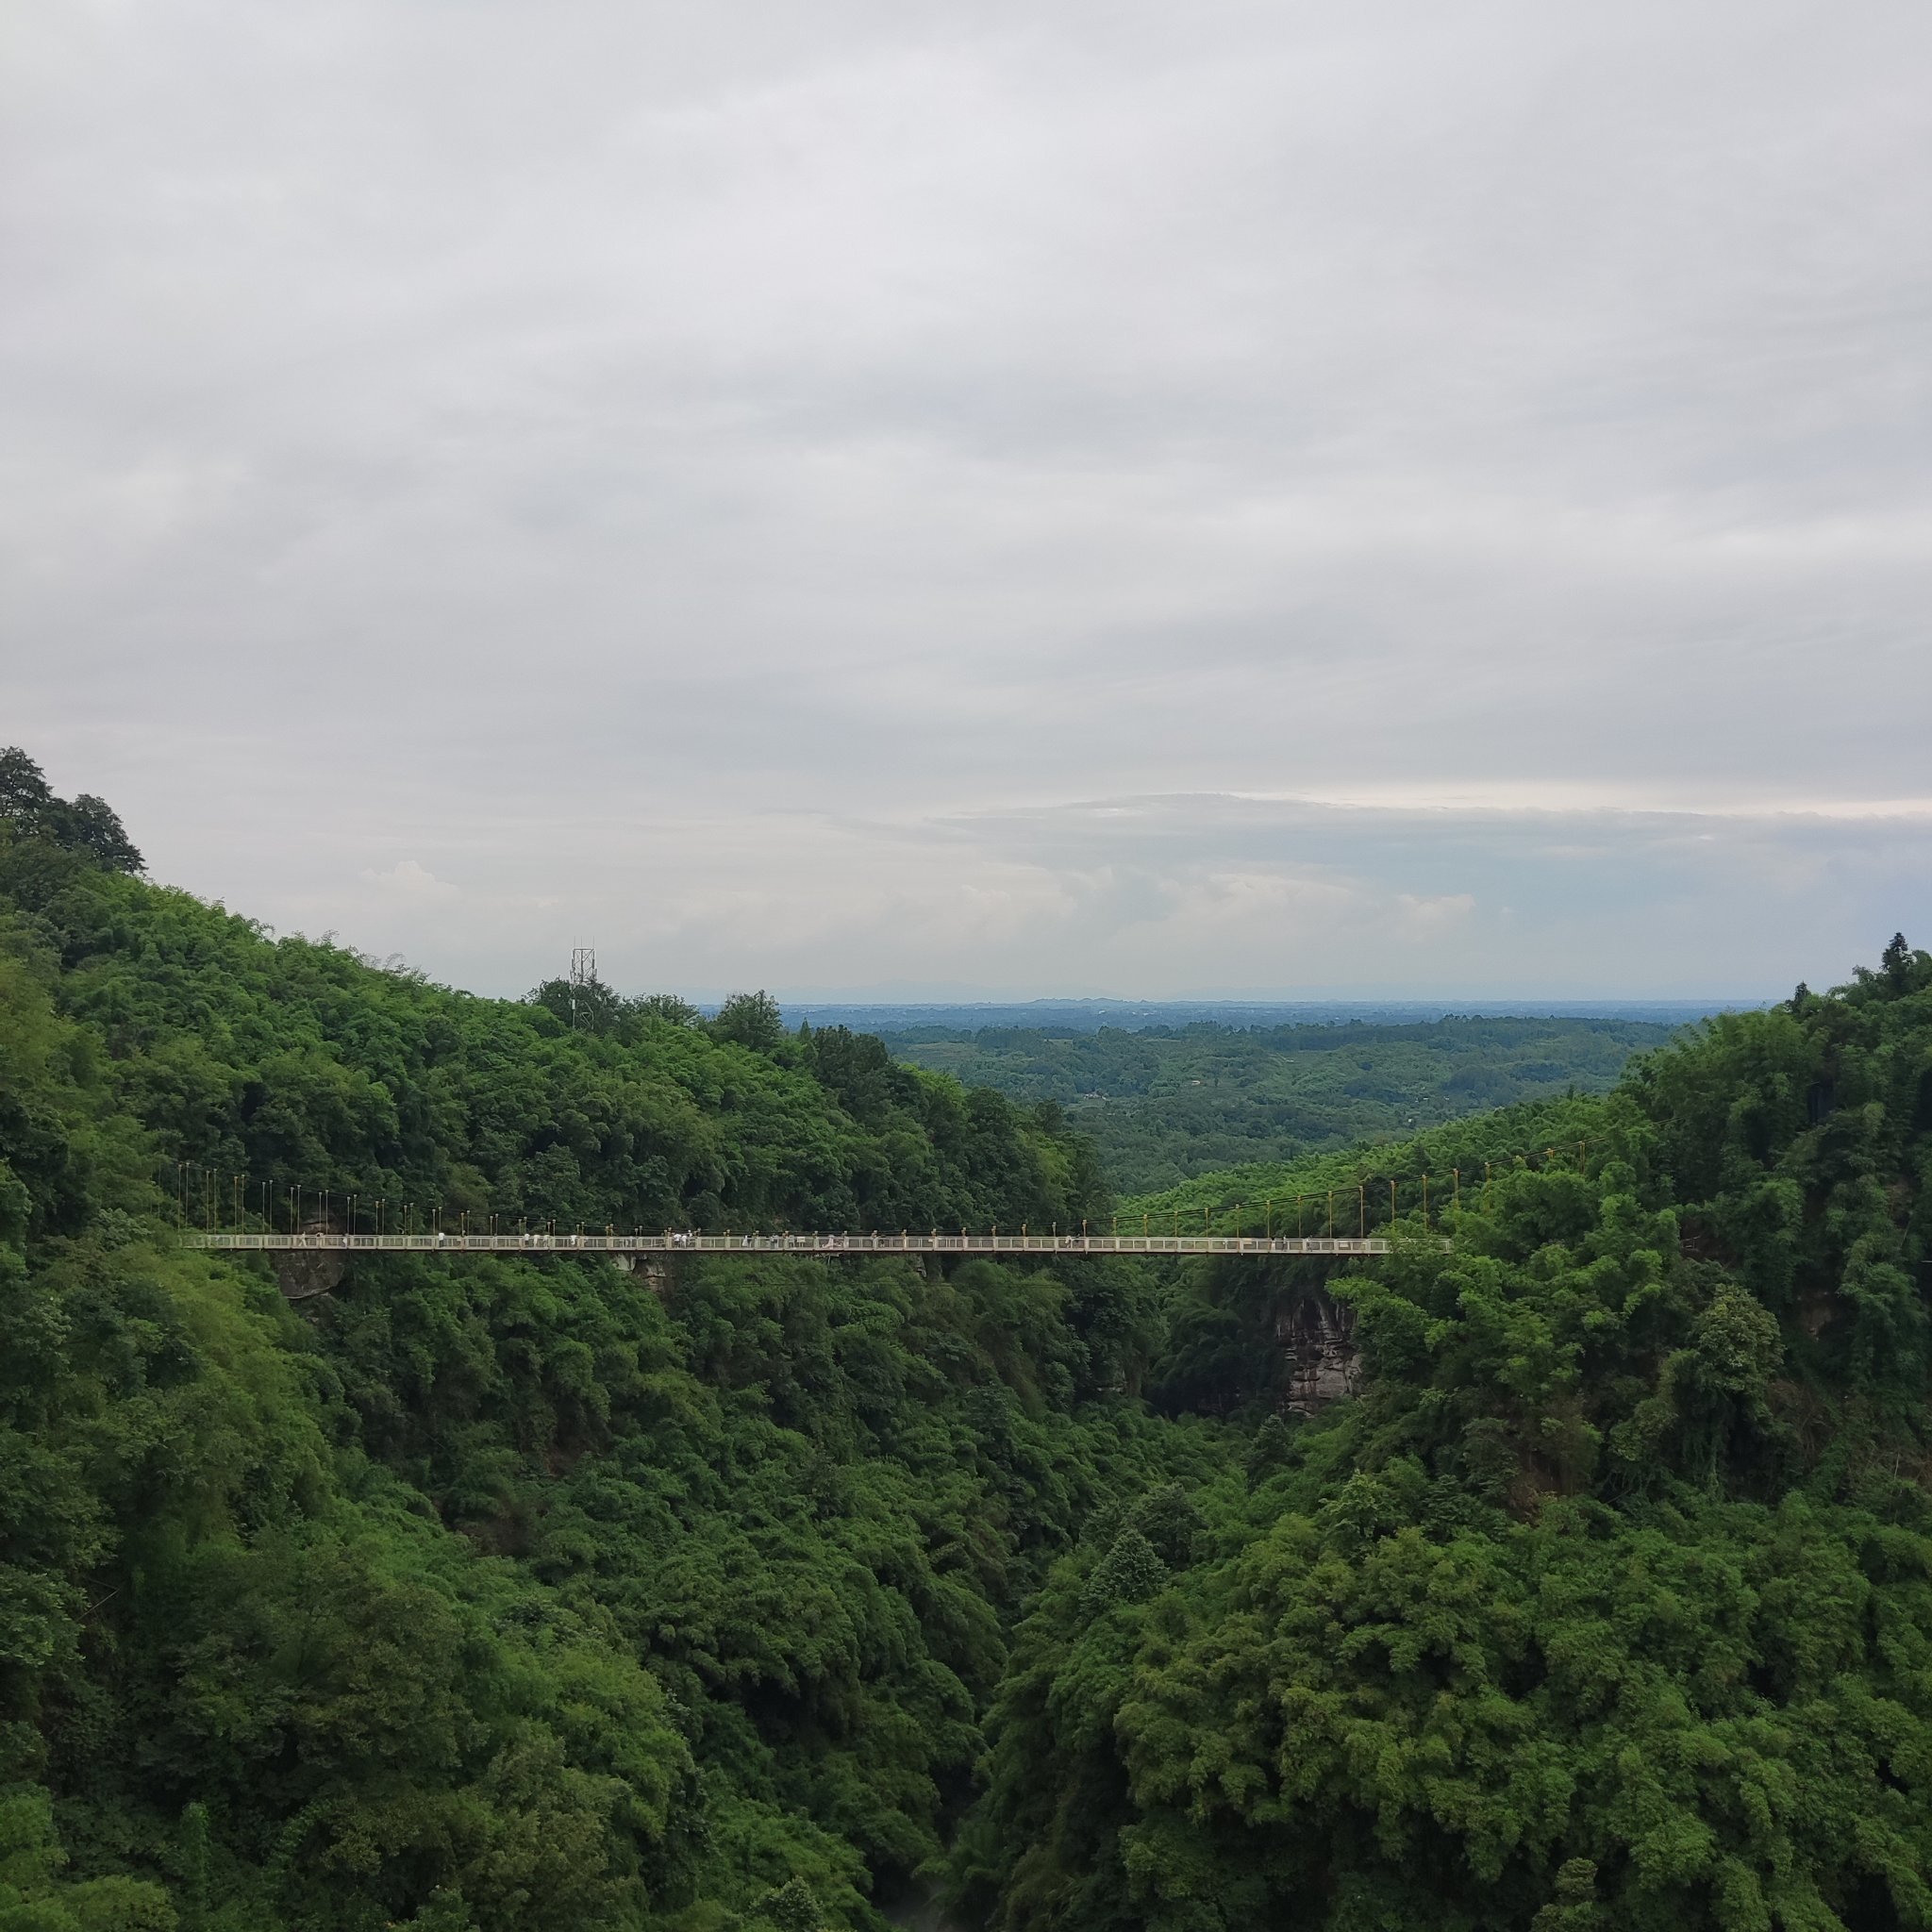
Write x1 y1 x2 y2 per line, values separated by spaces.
182 1231 1407 1259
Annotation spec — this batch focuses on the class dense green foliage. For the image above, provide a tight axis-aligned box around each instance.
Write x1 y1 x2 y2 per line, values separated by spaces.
0 762 1150 1932
0 816 1103 1243
6 749 1932 1932
880 1018 1674 1196
0 748 142 876
957 941 1932 1930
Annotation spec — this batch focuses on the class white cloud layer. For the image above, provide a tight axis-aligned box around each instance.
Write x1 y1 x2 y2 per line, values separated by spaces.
4 0 1928 996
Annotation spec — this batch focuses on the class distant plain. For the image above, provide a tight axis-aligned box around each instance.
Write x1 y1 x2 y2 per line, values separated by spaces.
779 1005 1733 1195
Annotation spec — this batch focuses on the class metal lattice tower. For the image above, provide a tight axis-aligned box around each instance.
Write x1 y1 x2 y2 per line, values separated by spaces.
569 947 595 1029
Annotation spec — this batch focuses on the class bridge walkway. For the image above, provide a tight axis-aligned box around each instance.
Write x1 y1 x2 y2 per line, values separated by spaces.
183 1230 1410 1260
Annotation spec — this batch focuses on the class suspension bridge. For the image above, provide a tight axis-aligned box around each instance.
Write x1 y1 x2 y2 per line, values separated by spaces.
181 1230 1413 1260
172 1163 1496 1259
170 1162 1504 1272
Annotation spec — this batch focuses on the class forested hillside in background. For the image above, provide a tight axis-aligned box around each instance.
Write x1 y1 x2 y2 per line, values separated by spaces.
880 1017 1675 1195
6 749 1932 1932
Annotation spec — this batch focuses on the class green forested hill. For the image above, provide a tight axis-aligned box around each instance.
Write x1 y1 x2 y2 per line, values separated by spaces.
879 1017 1676 1196
0 768 1147 1932
0 932 1171 1929
954 942 1932 1931
6 756 1932 1932
0 872 1103 1241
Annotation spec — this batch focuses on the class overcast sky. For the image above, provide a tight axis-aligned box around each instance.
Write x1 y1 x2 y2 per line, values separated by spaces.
6 0 1928 998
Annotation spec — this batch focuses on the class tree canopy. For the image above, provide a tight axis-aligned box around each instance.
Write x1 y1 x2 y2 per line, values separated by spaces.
4 762 1931 1931
0 747 142 874
0 778 1151 1930
880 1013 1680 1195
956 940 1932 1931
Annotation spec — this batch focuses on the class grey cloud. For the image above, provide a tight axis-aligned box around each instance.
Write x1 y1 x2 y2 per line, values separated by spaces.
4 0 1928 995
206 792 1932 1003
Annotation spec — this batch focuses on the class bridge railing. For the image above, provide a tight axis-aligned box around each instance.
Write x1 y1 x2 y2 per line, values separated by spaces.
180 1230 1407 1258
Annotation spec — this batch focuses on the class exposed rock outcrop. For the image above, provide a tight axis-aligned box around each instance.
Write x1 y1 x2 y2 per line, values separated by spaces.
273 1248 345 1302
1275 1289 1359 1415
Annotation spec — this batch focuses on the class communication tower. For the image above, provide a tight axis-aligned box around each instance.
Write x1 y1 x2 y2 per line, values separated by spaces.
569 947 596 1030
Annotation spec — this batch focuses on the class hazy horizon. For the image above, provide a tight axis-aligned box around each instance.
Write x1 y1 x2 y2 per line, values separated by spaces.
761 989 1760 1010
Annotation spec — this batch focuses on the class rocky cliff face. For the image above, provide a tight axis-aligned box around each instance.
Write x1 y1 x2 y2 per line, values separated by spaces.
273 1247 344 1301
1275 1289 1360 1415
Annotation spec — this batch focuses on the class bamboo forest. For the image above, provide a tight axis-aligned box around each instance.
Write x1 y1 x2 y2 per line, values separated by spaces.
4 751 1931 1932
